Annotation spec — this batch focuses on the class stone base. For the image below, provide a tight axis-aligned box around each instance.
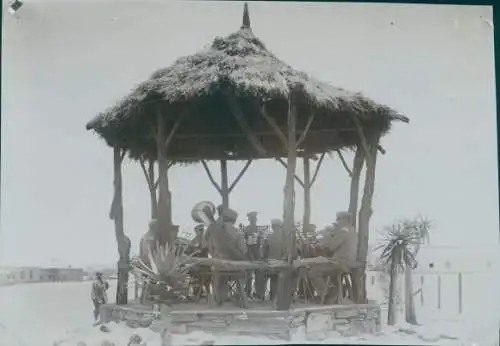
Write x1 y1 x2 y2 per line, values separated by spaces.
100 301 161 328
100 301 381 341
162 303 381 341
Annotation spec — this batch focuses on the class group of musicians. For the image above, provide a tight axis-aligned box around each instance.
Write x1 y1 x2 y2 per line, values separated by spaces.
137 199 357 305
186 206 358 304
188 210 273 300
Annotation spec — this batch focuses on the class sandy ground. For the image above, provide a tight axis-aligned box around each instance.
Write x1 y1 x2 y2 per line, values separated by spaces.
0 279 498 346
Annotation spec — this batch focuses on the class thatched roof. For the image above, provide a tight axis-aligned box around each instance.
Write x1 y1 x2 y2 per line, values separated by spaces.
86 3 408 161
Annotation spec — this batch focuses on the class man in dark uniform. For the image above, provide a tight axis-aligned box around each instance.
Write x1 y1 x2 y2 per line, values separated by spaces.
244 211 265 299
262 218 285 302
309 211 357 304
206 206 247 305
189 224 210 298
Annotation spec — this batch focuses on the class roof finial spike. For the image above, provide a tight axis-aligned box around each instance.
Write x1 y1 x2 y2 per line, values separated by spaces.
241 2 251 29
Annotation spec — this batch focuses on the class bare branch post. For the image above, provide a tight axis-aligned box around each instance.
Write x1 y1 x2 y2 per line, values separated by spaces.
155 108 189 246
276 98 298 310
337 150 353 177
348 147 365 229
139 157 159 219
201 160 222 194
296 112 315 147
354 135 379 303
276 158 305 187
220 159 229 211
309 152 326 187
229 160 252 193
302 153 311 233
112 145 129 305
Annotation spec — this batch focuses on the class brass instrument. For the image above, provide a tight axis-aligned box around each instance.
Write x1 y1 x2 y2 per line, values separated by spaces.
191 201 216 227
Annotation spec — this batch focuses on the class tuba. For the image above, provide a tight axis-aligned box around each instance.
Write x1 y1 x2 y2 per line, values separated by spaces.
191 201 216 227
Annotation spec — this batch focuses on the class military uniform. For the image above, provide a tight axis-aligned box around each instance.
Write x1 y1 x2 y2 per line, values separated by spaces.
244 211 265 299
262 219 285 301
206 207 247 304
308 212 357 303
190 224 210 297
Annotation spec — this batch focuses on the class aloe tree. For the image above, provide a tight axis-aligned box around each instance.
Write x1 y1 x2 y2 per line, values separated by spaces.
401 216 432 324
377 222 418 325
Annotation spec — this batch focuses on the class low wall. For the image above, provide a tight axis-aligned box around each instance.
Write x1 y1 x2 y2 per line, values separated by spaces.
163 304 381 341
100 302 381 341
100 302 161 328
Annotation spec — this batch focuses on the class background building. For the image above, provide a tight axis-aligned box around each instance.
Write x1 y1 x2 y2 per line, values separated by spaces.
0 267 84 284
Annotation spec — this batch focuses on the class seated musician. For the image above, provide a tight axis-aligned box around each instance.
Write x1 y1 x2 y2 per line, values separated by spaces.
328 212 357 263
189 224 209 256
308 211 357 304
188 224 210 298
206 206 248 305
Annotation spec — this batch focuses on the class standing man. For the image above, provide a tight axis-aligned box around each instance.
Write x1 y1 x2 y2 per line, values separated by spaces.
190 224 208 257
262 219 285 302
244 211 265 299
190 224 210 298
90 272 109 322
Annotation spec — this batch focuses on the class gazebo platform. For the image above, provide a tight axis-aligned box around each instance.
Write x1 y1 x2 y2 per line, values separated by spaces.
100 301 381 341
100 301 161 328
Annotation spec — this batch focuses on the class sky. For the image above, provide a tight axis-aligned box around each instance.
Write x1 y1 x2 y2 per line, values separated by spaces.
1 1 497 267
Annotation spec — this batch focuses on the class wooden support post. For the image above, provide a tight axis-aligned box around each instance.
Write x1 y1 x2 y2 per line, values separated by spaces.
275 158 305 188
348 146 365 229
112 145 129 305
156 112 172 246
437 274 442 309
276 98 298 311
354 134 378 304
147 159 158 219
263 104 323 236
155 108 190 245
302 154 311 234
420 275 424 305
458 272 463 314
220 159 229 211
139 157 159 219
284 101 298 264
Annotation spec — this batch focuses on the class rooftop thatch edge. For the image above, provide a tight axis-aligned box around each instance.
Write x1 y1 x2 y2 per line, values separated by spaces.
86 4 408 161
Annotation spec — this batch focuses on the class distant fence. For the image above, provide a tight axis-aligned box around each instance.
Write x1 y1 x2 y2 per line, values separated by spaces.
367 270 499 317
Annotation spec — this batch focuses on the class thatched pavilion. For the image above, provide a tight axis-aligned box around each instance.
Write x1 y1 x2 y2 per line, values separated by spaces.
86 3 408 309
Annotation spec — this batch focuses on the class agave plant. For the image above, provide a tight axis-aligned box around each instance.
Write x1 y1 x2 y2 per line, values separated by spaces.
131 243 194 289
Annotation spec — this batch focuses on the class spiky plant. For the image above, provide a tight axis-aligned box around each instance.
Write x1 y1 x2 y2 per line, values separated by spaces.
376 222 419 325
131 243 194 290
400 216 432 324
